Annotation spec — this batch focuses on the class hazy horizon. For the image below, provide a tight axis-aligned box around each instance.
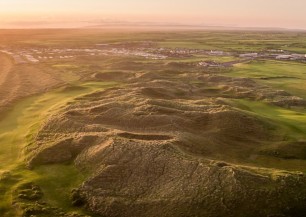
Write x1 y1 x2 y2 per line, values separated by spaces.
0 0 306 29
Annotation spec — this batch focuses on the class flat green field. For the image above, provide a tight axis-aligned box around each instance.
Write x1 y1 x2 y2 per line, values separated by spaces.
3 29 306 53
155 31 306 53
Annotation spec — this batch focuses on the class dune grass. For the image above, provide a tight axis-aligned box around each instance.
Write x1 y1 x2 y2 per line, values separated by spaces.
0 81 117 216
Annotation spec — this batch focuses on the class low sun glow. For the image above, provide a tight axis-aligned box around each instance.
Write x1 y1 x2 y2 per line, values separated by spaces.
0 0 305 29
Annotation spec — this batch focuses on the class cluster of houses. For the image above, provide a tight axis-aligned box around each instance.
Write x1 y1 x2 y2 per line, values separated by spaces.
239 53 258 58
0 46 168 64
198 50 306 68
0 48 81 64
275 54 306 60
1 43 306 66
0 50 29 64
238 52 306 61
209 50 228 56
24 54 39 63
198 61 223 67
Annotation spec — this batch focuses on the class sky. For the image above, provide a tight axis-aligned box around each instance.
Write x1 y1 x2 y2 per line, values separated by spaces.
0 0 306 29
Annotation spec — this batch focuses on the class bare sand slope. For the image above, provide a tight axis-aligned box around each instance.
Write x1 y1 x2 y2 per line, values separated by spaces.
0 53 61 113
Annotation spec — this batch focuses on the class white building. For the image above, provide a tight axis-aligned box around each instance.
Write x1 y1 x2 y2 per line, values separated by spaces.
239 53 258 58
291 54 306 60
267 49 284 53
275 54 306 60
209 50 224 55
275 55 292 60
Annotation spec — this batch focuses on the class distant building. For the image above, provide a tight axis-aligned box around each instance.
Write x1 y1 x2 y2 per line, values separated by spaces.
267 49 284 53
198 61 221 67
199 62 208 67
291 54 306 60
24 55 39 63
209 50 224 55
239 53 258 58
275 54 306 60
275 55 292 60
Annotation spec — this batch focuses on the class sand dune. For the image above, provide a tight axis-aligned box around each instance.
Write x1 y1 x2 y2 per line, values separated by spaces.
25 69 306 217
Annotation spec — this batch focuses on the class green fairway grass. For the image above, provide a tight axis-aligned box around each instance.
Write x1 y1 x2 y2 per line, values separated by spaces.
230 99 306 140
227 99 306 172
228 60 306 98
0 81 117 216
